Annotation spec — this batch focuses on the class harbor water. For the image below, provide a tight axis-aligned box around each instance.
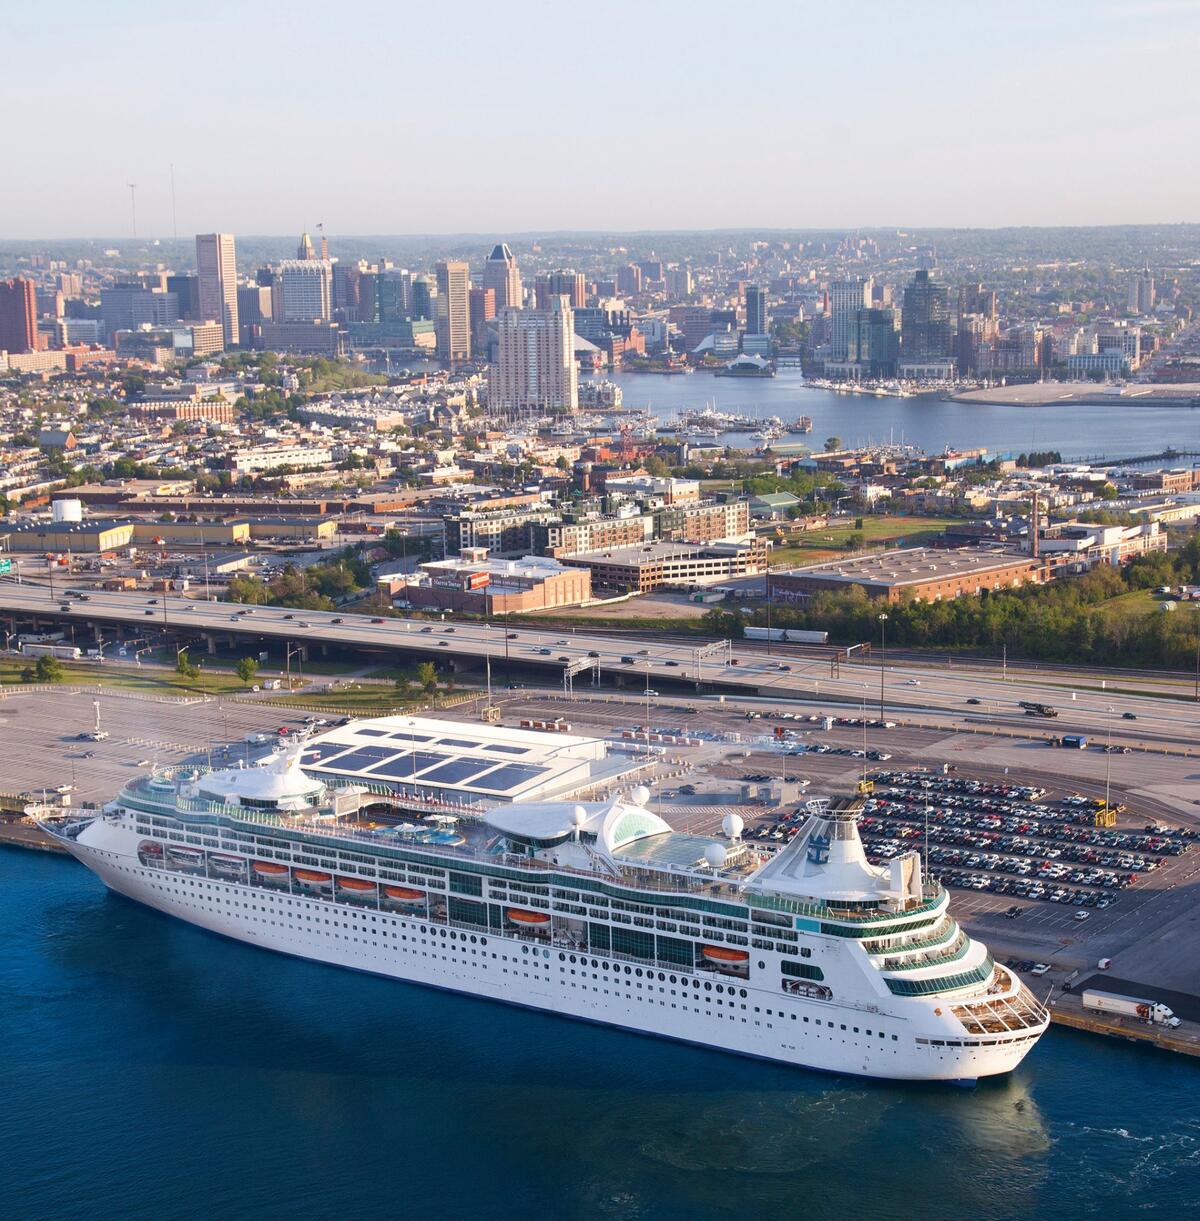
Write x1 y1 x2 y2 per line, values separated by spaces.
2 850 1198 1220
599 369 1200 462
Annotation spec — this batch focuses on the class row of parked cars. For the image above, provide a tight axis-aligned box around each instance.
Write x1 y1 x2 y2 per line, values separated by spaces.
873 796 1187 863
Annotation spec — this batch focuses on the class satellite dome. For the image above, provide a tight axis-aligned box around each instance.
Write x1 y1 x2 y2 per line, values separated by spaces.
571 805 587 827
704 844 728 869
721 814 745 840
630 785 651 807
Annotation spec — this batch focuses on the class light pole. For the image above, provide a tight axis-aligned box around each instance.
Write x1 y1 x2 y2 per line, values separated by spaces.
877 612 888 723
1104 705 1114 816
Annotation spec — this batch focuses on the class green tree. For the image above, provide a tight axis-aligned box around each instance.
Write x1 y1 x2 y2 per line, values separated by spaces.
34 654 64 683
416 661 438 694
394 674 413 701
235 656 259 685
824 436 843 452
176 649 200 680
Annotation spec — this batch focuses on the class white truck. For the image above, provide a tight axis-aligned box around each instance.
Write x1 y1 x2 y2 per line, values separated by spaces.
1081 988 1181 1028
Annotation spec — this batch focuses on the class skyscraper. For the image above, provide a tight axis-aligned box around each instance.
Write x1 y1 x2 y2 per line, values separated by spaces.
482 243 523 311
828 277 873 361
469 286 496 354
901 269 953 361
1128 270 1156 314
297 231 316 260
489 296 578 414
274 259 333 322
195 233 239 349
0 278 39 354
744 285 769 337
547 269 586 309
435 260 471 365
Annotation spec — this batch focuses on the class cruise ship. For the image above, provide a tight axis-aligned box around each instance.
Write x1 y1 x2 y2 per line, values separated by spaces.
43 739 1048 1082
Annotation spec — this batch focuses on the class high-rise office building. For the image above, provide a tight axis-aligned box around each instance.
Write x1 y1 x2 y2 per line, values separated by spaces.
744 285 769 337
1128 270 1156 314
482 243 523 311
167 274 200 320
846 308 901 376
901 269 953 361
411 274 436 321
547 270 586 309
0 278 40 354
98 284 180 340
469 286 496 353
237 285 273 345
435 260 471 364
488 296 578 414
274 259 333 322
616 264 643 296
828 277 873 362
195 233 239 348
297 231 317 260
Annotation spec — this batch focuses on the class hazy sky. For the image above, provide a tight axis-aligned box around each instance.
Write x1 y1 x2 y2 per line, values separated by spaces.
5 0 1199 238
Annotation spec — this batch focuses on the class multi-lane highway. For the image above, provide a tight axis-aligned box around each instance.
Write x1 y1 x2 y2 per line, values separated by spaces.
1 581 1197 743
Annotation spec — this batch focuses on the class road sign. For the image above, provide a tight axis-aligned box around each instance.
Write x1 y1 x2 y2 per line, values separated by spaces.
0 560 12 574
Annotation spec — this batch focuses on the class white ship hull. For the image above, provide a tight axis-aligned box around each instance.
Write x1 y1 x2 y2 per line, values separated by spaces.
60 822 1040 1083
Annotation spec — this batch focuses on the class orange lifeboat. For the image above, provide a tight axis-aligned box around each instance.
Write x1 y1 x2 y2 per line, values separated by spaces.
383 886 426 908
252 860 289 880
337 876 377 896
294 870 333 889
507 908 550 929
701 945 750 964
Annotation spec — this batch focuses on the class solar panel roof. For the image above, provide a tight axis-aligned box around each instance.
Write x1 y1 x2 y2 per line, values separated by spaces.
364 751 447 780
300 743 356 765
437 737 480 749
320 745 397 771
481 743 529 756
416 758 500 786
472 763 549 793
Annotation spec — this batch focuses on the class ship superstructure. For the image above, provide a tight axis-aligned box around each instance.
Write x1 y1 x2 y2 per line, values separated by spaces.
44 738 1047 1082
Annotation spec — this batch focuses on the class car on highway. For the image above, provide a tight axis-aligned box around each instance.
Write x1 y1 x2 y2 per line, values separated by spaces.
665 660 679 667
1122 712 1137 720
143 609 153 615
587 651 600 658
372 618 385 624
621 656 635 664
966 697 981 705
420 626 432 633
331 617 343 625
904 679 920 687
438 641 449 647
507 632 519 639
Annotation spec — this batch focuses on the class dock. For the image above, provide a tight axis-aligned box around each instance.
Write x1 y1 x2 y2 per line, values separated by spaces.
0 820 68 855
1049 991 1200 1059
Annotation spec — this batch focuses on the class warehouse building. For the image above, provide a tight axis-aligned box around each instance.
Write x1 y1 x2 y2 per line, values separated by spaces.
768 546 1050 604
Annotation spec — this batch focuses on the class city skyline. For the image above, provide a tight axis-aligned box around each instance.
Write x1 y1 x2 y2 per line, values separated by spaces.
5 0 1199 239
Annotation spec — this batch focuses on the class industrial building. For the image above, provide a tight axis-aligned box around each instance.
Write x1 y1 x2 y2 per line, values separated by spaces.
768 546 1050 604
399 547 592 614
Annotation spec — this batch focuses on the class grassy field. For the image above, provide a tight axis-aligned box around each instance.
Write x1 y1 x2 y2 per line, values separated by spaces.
766 515 956 568
1094 588 1166 627
0 657 250 697
260 683 468 715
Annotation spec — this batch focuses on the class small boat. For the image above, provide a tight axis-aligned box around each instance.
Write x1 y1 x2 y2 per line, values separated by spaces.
701 945 749 965
167 845 205 869
382 885 426 908
208 853 246 878
137 841 164 866
507 908 551 929
252 860 290 882
337 876 377 899
294 869 333 890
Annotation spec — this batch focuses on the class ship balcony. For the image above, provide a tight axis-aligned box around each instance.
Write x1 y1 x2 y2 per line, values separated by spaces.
949 968 1049 1034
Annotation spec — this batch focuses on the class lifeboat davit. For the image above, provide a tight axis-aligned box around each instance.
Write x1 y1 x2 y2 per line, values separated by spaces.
294 870 332 888
701 945 750 964
337 876 377 896
506 908 550 929
138 840 163 856
382 886 426 907
253 860 290 880
208 854 245 876
167 845 205 867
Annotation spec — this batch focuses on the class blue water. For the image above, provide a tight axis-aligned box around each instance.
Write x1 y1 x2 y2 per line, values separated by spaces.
600 369 1200 463
3 850 1199 1221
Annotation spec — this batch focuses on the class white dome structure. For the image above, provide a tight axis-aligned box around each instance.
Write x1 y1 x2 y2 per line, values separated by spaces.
721 814 745 841
704 844 728 870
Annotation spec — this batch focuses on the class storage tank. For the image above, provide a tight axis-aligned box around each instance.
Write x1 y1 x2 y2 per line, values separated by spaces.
52 498 83 523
